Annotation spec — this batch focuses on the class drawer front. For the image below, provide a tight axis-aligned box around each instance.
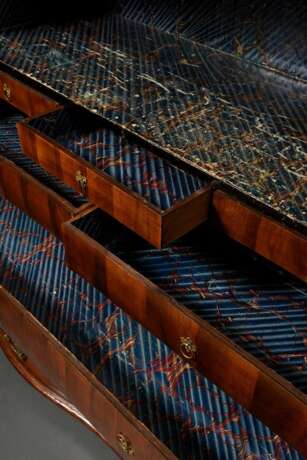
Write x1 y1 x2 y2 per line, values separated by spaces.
17 111 211 248
0 286 175 460
0 72 58 117
212 190 307 282
0 156 88 238
62 209 307 456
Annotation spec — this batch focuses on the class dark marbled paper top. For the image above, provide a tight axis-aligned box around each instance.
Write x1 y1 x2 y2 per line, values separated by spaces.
119 0 307 84
0 12 306 229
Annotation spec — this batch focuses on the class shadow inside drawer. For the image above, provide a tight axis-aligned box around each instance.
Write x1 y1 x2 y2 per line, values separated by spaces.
28 107 206 211
73 208 307 394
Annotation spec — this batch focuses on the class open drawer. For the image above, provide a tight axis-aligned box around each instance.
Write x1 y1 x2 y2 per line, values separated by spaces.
0 104 90 238
17 107 211 248
0 71 58 116
0 198 304 459
62 206 307 454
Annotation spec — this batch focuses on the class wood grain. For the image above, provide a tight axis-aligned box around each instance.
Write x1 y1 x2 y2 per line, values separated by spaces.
212 190 307 281
0 285 176 460
17 112 211 248
0 72 58 117
62 210 307 456
0 155 91 239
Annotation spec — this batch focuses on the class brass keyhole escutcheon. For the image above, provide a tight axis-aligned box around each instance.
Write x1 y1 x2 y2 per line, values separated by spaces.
180 336 196 360
117 433 134 456
75 170 87 194
2 333 27 362
3 82 11 101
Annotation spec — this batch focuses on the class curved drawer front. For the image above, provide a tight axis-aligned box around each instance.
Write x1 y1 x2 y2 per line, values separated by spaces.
17 107 211 248
0 107 89 238
62 207 307 454
0 197 305 459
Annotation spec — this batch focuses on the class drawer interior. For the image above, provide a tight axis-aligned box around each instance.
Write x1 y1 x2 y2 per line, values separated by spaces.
72 208 307 394
27 107 207 211
0 103 87 208
0 196 303 460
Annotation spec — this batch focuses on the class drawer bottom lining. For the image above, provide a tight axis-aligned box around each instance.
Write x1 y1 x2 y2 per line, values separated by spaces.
73 208 307 394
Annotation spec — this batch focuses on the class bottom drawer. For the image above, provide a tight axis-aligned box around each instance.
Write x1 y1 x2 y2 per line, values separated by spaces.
0 197 304 459
0 287 173 459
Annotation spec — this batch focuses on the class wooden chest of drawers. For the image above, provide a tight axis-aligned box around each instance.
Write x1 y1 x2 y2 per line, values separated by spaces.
0 66 306 459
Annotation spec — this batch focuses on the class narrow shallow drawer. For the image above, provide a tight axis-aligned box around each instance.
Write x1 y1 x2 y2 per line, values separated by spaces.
0 287 175 460
0 71 58 116
0 105 90 238
0 199 304 459
17 107 211 247
62 207 307 454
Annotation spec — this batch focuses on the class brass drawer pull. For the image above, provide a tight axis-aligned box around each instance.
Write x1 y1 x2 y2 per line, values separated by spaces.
3 82 11 101
75 170 87 194
180 336 196 360
117 433 134 456
2 333 27 362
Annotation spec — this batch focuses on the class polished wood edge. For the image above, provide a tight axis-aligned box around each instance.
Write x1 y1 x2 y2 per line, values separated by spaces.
62 209 307 455
0 286 176 460
211 189 307 281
